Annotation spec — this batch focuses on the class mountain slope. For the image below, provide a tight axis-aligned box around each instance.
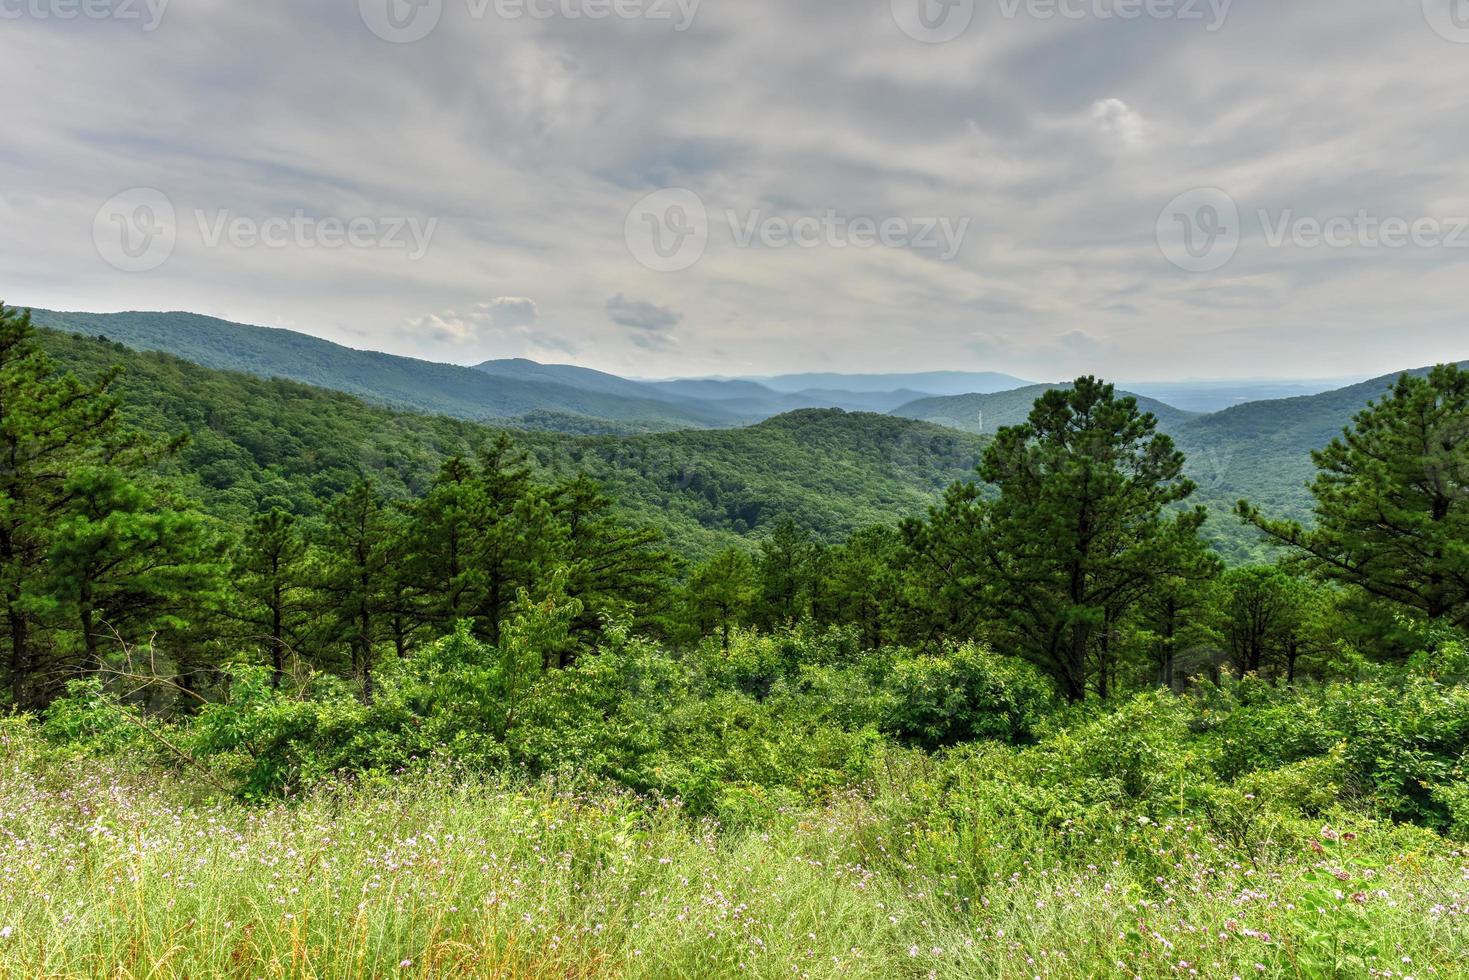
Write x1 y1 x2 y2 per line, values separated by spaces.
38 329 986 557
891 384 1200 434
30 309 731 431
748 370 1031 396
1169 364 1469 521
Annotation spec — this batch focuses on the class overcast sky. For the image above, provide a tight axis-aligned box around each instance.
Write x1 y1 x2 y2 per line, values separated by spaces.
4 0 1468 380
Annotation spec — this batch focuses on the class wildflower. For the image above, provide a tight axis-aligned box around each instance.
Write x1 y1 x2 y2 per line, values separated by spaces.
0 926 12 940
400 960 413 969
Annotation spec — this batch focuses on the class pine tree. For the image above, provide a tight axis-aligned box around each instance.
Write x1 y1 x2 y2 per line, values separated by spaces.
546 474 671 659
397 456 495 640
0 303 203 706
685 547 758 650
230 509 312 686
316 481 395 701
755 519 823 627
42 466 222 670
1241 365 1469 633
911 378 1208 701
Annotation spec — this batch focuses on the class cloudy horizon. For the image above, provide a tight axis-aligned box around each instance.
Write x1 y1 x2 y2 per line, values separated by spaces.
4 0 1469 381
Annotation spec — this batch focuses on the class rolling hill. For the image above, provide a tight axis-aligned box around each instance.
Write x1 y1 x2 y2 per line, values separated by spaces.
748 370 1032 396
29 310 733 432
892 384 1201 434
37 328 988 558
892 366 1469 560
29 309 1031 433
31 306 1465 561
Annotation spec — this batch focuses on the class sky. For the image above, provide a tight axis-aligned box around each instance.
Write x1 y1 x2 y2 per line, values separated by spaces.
3 0 1469 381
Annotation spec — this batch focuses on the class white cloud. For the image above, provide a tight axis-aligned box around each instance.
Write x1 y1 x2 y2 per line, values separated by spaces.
1090 98 1147 151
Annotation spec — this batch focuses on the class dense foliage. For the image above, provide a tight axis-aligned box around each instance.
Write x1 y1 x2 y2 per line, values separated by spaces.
39 327 986 558
5 302 1469 976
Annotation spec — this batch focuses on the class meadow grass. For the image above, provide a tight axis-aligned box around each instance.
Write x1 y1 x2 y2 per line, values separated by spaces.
2 725 1467 979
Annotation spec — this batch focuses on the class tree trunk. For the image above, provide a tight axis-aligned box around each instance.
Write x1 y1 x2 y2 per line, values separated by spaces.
1065 623 1088 703
8 606 28 708
270 589 284 689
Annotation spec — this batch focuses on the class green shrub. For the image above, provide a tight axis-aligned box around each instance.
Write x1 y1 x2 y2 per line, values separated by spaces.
883 643 1053 750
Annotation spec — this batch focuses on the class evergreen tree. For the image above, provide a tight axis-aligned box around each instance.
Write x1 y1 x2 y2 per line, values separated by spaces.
824 525 909 650
1133 572 1217 689
1214 566 1302 678
42 467 222 670
546 474 671 658
316 481 395 701
911 378 1208 701
685 547 758 650
0 304 208 706
1241 365 1469 633
230 509 312 686
397 456 495 641
755 519 823 627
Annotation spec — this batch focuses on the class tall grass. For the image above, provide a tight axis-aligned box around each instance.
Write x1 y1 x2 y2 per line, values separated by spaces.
2 723 1466 979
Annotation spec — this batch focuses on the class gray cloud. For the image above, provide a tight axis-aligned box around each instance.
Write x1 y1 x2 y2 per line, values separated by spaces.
607 294 683 333
2 1 1467 379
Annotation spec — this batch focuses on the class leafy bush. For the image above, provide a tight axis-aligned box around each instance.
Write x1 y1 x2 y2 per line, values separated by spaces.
883 643 1052 749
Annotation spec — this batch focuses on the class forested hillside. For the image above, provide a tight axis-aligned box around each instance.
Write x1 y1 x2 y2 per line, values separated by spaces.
29 309 732 431
30 309 1020 432
39 328 985 557
893 383 1200 433
7 303 1469 977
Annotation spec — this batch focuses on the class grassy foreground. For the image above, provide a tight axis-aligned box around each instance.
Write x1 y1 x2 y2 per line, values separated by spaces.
1 725 1466 979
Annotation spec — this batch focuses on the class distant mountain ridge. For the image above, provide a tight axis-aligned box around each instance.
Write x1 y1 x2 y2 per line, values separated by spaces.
892 384 1200 435
29 309 1037 432
744 370 1032 396
29 310 729 431
892 367 1469 535
36 328 989 557
26 307 1467 542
